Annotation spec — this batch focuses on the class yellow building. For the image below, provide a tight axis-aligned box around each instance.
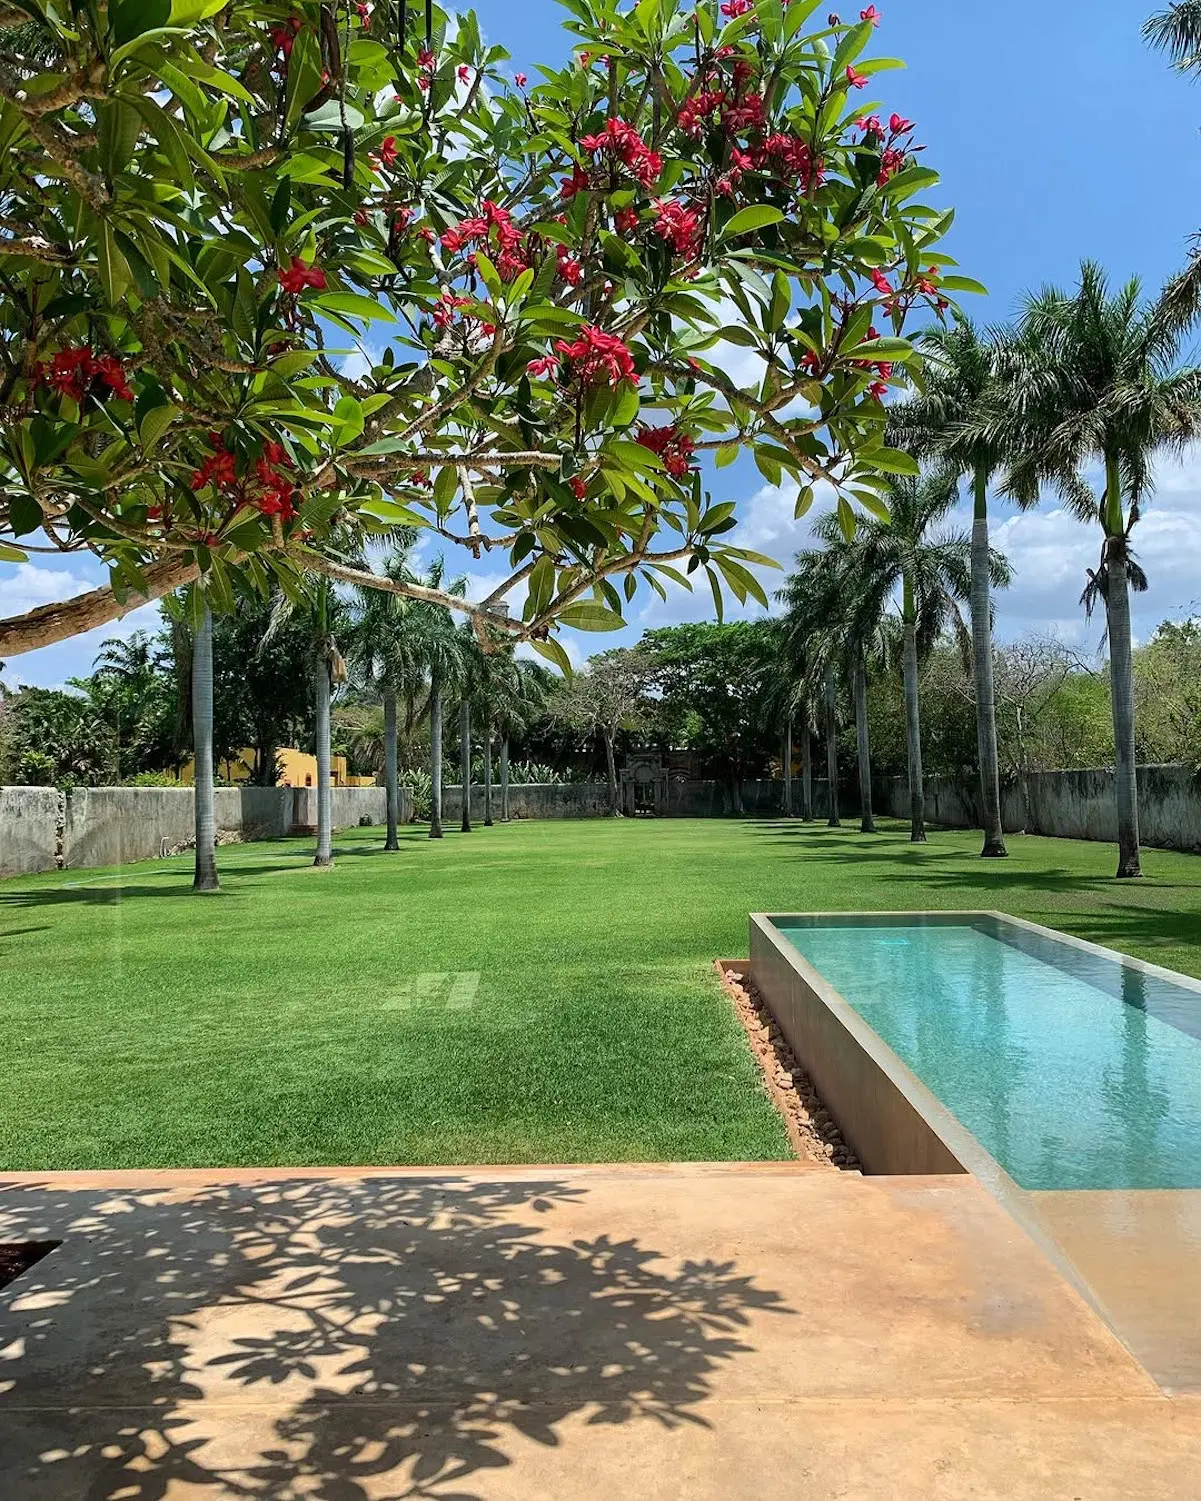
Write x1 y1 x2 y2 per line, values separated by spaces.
176 747 374 788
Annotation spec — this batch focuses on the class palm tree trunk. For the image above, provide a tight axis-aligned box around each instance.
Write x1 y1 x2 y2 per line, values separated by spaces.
483 717 494 826
500 733 511 821
429 664 443 839
783 717 793 816
824 666 840 828
191 604 219 893
853 657 875 834
902 601 927 843
313 658 333 868
603 727 618 815
383 686 399 852
971 466 1007 858
459 699 472 833
800 719 813 821
1106 542 1142 878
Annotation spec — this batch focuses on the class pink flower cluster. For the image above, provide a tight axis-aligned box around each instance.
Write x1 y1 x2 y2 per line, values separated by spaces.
441 198 529 280
577 118 663 191
34 346 133 403
526 326 637 388
856 112 916 185
652 199 702 259
635 423 695 478
190 436 299 521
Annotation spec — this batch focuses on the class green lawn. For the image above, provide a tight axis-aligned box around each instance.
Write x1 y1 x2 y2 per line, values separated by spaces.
3 817 1200 1171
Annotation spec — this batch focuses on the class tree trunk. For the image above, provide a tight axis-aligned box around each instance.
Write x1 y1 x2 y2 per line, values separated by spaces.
313 658 333 868
428 665 443 839
824 666 840 828
853 657 875 834
971 467 1007 858
483 717 494 826
800 719 813 821
500 734 511 822
783 717 793 816
903 607 926 843
1106 545 1142 878
603 728 618 815
459 698 472 833
383 686 399 851
191 605 219 893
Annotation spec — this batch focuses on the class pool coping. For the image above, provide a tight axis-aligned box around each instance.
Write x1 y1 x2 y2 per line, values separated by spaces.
748 910 1201 1395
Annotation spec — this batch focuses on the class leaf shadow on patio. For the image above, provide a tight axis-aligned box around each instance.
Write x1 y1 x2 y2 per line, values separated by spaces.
0 1175 793 1500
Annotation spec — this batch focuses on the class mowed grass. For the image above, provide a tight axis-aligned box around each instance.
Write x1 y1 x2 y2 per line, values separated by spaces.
2 816 1200 1171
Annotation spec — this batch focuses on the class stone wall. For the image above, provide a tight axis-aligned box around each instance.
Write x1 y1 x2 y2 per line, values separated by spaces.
875 764 1201 854
435 778 837 820
0 784 399 878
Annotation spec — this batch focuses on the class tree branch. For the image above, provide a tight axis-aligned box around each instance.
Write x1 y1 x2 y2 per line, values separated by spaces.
0 557 200 658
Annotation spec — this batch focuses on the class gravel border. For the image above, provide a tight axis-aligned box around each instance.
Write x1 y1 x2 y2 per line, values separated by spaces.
716 960 861 1172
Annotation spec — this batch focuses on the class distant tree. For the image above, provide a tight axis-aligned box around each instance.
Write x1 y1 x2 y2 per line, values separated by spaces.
642 623 778 812
551 648 656 814
1134 617 1201 766
2 685 113 787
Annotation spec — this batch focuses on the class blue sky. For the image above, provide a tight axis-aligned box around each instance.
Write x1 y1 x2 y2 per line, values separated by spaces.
5 0 1201 688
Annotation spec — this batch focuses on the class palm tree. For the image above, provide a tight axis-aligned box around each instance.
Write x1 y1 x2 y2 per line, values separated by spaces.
266 577 348 868
191 602 219 893
492 657 552 822
347 535 421 851
986 261 1201 877
890 321 1013 857
404 558 467 839
1145 2 1201 69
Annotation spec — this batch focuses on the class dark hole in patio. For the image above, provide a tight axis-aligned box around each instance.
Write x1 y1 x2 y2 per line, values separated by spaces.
0 1241 60 1292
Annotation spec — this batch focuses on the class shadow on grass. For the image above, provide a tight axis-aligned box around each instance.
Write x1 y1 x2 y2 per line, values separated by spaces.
0 1175 790 1500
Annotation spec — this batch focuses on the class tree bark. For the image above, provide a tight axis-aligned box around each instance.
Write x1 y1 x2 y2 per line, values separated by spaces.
191 605 219 893
313 658 333 868
0 557 201 658
383 686 399 851
459 699 472 832
800 719 813 821
428 664 443 839
902 599 927 843
824 666 840 828
853 657 875 834
1106 544 1142 878
783 717 793 816
971 466 1007 858
500 733 511 821
603 727 618 815
483 717 494 826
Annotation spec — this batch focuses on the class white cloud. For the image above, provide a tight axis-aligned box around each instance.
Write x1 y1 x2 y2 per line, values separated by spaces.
3 560 97 616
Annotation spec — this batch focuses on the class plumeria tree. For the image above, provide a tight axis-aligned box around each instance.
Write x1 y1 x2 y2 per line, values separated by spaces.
0 0 964 663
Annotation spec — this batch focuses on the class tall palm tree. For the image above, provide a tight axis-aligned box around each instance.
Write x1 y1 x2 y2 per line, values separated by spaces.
266 577 348 868
191 602 219 893
404 558 467 839
986 261 1201 877
1145 1 1201 69
348 534 421 851
491 657 552 822
890 321 1013 857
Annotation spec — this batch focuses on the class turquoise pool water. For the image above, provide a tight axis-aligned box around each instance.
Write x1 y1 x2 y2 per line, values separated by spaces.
773 918 1201 1191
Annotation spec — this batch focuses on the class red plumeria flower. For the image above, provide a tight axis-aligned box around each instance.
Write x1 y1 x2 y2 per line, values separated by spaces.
570 476 587 500
889 112 913 134
458 64 471 83
860 5 880 24
615 206 640 234
870 267 892 296
278 257 327 293
515 72 528 87
857 115 884 136
560 164 591 199
418 48 435 69
526 354 560 379
720 0 753 14
635 423 695 478
356 1 372 19
557 245 584 285
869 380 889 400
93 354 133 402
877 146 906 184
846 66 869 88
652 199 702 259
369 134 399 172
417 74 430 92
553 325 636 387
578 118 662 190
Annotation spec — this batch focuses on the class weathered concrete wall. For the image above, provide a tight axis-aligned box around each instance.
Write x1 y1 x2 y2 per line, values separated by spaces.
876 764 1201 854
0 784 396 877
440 782 612 820
0 786 62 877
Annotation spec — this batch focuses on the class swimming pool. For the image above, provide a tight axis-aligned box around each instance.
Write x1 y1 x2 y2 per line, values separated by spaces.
754 914 1201 1192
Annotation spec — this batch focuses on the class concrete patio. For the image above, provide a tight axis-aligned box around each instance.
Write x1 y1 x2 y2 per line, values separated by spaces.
2 1162 1199 1499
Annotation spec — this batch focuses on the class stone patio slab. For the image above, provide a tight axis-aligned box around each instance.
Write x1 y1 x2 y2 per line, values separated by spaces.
0 1165 1193 1499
